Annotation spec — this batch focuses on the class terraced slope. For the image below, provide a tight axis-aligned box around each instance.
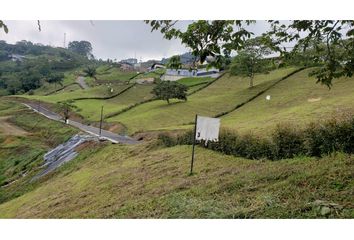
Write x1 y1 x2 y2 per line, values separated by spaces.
107 67 297 133
22 84 131 103
221 68 354 135
72 84 155 121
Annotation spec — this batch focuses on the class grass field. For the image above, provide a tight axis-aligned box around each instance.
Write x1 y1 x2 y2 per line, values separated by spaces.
1 64 354 219
22 84 131 103
177 76 214 87
72 84 155 121
96 67 137 82
0 100 78 204
0 141 352 218
221 68 354 135
106 67 297 133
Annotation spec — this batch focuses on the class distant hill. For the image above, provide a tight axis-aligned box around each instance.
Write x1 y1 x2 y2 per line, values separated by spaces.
0 40 91 95
161 52 198 65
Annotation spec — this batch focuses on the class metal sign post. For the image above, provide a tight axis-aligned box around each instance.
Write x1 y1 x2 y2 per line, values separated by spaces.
190 114 198 175
99 106 104 137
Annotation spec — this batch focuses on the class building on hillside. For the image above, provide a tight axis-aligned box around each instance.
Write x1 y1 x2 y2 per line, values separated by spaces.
120 62 134 71
161 68 220 81
9 54 26 62
120 58 138 65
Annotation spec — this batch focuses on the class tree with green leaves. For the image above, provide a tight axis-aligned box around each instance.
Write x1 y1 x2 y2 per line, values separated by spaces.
83 65 97 80
167 55 182 70
68 40 93 58
146 20 254 69
57 100 78 123
266 20 354 87
230 37 272 87
146 20 354 87
46 73 64 90
151 81 187 104
231 52 260 87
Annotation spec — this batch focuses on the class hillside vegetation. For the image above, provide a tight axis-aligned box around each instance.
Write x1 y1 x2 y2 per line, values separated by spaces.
0 142 352 218
106 67 297 133
221 68 354 134
0 100 78 203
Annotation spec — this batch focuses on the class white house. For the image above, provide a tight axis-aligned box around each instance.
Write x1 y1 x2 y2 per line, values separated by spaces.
162 68 220 81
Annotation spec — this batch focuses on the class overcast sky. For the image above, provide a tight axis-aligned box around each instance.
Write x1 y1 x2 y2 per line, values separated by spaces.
0 20 271 61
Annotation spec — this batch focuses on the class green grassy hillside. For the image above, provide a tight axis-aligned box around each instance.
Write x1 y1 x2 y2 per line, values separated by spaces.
1 64 354 218
96 66 137 82
0 100 78 204
106 67 297 133
221 68 354 135
0 142 352 218
72 84 154 121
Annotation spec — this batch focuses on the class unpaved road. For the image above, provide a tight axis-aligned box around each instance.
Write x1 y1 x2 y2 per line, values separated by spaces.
76 76 89 89
0 116 28 136
23 103 138 144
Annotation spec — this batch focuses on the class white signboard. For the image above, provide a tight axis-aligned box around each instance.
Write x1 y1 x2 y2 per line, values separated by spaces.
195 116 220 143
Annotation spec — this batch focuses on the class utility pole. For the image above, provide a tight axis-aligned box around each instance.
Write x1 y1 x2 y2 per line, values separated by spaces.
99 106 104 137
63 32 66 48
190 114 198 175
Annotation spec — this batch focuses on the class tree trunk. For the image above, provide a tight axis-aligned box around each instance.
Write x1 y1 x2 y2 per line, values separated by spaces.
249 76 254 88
167 99 170 104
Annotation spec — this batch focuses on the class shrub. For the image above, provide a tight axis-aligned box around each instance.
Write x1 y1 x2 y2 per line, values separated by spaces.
151 81 187 104
271 124 305 159
157 133 176 147
305 117 354 156
158 115 354 161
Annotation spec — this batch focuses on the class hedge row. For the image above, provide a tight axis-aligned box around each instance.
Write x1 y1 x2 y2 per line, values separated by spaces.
44 83 81 96
187 72 226 96
214 67 306 118
73 83 135 101
158 116 354 160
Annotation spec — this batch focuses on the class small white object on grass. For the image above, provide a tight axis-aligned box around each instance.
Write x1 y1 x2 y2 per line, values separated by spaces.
266 95 271 100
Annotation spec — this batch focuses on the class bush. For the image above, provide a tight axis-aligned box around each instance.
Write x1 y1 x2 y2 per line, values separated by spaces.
158 115 354 160
305 117 354 156
151 81 187 104
271 124 305 159
157 133 176 147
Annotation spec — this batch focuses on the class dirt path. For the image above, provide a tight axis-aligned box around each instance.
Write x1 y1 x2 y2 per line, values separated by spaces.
76 76 89 89
0 116 28 136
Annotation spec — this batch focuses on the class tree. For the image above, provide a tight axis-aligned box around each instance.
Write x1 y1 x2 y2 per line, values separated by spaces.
231 52 259 87
46 73 64 90
230 37 272 87
68 41 93 58
6 78 22 95
0 20 8 33
266 20 354 87
146 20 254 68
83 65 97 80
146 20 354 87
151 81 187 104
167 55 182 70
57 100 77 123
